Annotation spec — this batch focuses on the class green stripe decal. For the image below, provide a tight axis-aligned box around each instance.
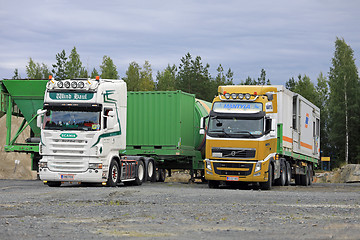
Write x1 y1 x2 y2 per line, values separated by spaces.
91 131 122 147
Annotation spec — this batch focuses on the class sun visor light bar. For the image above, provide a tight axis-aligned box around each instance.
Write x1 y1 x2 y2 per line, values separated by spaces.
220 91 260 101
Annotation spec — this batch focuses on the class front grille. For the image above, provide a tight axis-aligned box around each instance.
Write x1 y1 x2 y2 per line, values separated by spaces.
48 156 88 172
212 147 256 159
213 162 253 176
45 134 95 172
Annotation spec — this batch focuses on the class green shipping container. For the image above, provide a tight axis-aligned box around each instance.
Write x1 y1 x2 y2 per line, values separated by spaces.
123 91 211 171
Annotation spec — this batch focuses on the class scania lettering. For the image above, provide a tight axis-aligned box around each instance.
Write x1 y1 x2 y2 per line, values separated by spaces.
200 85 320 189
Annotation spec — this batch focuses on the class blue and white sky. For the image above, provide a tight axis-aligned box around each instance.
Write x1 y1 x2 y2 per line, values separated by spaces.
1 0 359 85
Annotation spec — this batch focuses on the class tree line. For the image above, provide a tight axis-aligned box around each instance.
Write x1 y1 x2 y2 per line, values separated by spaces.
11 38 360 167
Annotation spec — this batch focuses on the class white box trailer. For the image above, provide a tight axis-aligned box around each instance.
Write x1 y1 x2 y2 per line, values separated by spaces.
277 86 320 160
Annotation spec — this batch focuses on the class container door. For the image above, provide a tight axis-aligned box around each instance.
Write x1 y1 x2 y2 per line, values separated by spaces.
292 95 300 152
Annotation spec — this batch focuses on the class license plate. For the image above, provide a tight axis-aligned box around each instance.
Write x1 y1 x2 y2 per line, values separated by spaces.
60 174 74 180
226 176 239 181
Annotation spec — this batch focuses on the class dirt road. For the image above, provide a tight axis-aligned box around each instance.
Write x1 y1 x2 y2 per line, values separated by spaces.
1 180 359 239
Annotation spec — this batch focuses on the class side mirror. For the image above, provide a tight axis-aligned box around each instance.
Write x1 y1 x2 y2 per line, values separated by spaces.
36 109 47 128
265 92 273 101
270 119 276 137
199 116 208 135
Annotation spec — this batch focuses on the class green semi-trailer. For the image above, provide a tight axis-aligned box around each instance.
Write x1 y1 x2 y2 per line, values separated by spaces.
0 79 211 183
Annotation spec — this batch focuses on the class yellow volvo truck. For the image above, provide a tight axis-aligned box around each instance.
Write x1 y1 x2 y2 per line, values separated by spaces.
200 85 320 189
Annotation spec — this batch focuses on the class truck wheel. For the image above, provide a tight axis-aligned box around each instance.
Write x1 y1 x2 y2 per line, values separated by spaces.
285 161 291 186
295 174 301 185
300 167 309 186
156 169 166 182
147 160 155 182
208 180 220 189
47 181 61 187
308 164 313 185
133 160 145 186
107 159 119 187
260 164 273 190
275 161 286 186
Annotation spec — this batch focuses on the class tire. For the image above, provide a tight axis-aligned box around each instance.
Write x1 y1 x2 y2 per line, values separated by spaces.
133 160 145 186
47 181 61 187
156 169 166 182
295 174 301 185
260 163 273 190
107 159 119 187
308 164 313 185
285 161 291 186
275 161 286 186
147 160 155 182
208 180 220 189
300 166 309 186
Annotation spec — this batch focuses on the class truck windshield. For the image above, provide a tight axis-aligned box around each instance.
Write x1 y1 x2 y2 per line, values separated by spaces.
43 111 101 131
207 117 264 138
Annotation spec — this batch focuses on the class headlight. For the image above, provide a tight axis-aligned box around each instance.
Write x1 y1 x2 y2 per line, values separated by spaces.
39 162 47 168
254 162 261 172
245 93 251 100
224 93 230 99
57 81 63 88
238 93 244 99
78 81 85 88
206 160 212 171
64 81 70 88
71 81 77 88
89 163 103 169
231 93 237 99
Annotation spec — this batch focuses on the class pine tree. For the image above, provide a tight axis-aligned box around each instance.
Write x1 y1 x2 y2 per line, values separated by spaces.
65 47 83 79
139 60 155 91
156 64 176 91
176 53 212 101
91 68 99 78
52 50 67 80
12 69 21 79
100 55 119 79
123 61 141 91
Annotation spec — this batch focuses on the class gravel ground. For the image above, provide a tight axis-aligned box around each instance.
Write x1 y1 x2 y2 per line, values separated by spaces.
1 180 360 240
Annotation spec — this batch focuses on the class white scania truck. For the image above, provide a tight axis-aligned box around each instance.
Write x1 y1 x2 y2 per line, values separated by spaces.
37 77 147 187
